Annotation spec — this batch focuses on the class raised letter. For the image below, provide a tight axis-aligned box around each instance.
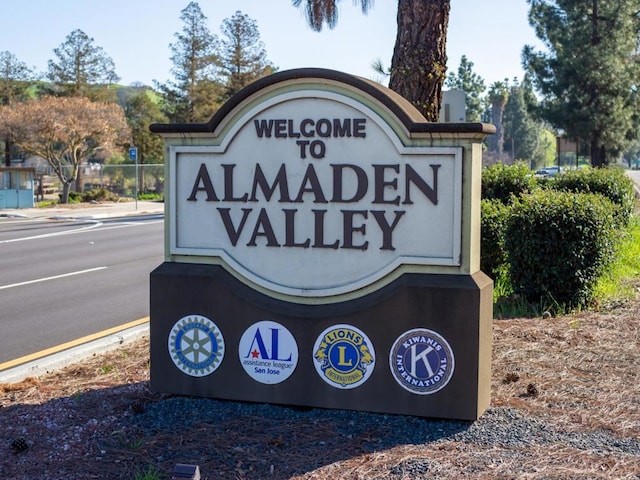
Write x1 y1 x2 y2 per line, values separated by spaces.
294 164 328 203
403 164 440 205
371 210 405 251
287 119 301 138
217 208 252 246
274 119 287 138
249 164 292 202
309 140 326 159
353 118 366 138
333 118 351 137
316 118 331 137
254 119 274 137
373 164 400 205
312 210 339 249
297 140 309 159
301 119 315 137
187 163 219 201
247 209 280 247
222 164 248 202
331 164 368 203
342 210 369 250
284 209 311 248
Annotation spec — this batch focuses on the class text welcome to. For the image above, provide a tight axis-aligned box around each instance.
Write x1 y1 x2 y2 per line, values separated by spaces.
184 117 443 252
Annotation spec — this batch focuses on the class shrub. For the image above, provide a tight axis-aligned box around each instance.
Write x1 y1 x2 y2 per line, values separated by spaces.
482 162 537 204
66 191 82 203
82 188 120 202
138 192 163 201
550 167 636 227
480 199 510 278
505 190 617 308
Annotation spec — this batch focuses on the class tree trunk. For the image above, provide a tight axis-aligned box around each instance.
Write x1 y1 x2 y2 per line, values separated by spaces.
4 138 10 167
60 181 72 204
389 0 450 122
75 165 84 193
590 137 608 167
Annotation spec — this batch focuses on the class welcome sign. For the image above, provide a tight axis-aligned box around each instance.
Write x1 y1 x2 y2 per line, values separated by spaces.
170 96 463 297
150 69 494 420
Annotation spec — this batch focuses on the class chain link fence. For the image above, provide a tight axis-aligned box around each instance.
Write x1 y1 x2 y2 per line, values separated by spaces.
36 164 164 200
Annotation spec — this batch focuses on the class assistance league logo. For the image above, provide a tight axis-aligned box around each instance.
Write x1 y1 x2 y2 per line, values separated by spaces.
168 314 225 377
313 324 375 389
238 320 299 384
389 328 455 395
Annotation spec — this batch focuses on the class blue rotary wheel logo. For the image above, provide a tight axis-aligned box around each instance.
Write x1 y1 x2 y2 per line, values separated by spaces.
168 315 225 377
389 328 455 395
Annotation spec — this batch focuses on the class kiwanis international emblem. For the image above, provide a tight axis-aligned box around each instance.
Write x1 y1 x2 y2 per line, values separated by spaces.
313 324 375 389
168 315 225 377
389 328 454 395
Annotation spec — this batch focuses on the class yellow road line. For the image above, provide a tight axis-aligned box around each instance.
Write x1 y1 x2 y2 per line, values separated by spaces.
0 317 149 372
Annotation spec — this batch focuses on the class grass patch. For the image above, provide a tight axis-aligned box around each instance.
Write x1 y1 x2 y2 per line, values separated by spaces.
593 215 640 307
138 192 163 201
134 465 161 480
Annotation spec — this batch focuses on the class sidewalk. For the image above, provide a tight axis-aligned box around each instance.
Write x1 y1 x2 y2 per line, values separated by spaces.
0 199 165 219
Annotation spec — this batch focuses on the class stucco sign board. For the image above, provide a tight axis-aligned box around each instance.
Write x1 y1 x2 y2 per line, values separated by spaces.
169 89 462 298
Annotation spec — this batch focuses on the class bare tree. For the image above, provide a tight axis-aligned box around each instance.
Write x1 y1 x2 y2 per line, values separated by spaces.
0 97 131 203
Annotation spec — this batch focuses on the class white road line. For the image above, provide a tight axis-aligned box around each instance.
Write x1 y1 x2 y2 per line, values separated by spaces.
0 266 108 290
0 221 103 244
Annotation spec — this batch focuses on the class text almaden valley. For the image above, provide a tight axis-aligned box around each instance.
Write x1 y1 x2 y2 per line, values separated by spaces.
185 117 441 252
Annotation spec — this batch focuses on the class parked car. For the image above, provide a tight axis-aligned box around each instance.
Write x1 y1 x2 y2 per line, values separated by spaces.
534 166 561 178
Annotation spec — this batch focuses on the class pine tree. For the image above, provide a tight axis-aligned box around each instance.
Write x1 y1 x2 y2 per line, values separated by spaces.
0 51 36 166
523 0 640 166
47 29 119 99
219 11 275 101
156 2 222 123
503 78 551 168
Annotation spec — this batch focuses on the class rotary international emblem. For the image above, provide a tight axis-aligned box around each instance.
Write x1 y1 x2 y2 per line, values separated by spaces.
168 314 225 377
313 324 375 389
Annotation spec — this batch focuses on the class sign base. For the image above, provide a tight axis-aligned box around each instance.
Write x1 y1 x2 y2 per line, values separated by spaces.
150 263 492 421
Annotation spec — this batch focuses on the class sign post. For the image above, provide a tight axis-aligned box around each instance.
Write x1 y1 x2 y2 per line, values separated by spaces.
149 69 495 420
129 147 138 210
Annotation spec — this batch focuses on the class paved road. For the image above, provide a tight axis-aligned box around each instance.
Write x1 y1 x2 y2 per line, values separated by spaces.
0 214 163 363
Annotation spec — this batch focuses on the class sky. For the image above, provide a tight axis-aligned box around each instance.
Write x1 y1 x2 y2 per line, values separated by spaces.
1 0 545 88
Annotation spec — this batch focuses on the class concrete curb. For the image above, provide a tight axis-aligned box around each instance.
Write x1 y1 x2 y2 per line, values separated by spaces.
0 321 149 384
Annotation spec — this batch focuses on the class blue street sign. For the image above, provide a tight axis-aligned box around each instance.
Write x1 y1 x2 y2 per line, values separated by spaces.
129 147 138 161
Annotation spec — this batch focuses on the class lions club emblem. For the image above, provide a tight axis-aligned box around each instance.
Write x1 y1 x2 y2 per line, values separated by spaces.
313 324 375 389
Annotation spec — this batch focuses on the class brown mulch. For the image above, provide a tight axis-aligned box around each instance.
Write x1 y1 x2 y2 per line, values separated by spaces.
1 300 639 479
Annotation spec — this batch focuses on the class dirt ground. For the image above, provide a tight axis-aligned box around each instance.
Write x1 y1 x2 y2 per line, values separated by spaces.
1 299 639 479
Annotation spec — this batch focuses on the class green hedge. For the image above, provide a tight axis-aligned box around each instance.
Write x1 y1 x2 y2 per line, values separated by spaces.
505 190 617 308
550 167 636 227
480 199 510 278
481 162 537 204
